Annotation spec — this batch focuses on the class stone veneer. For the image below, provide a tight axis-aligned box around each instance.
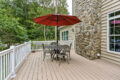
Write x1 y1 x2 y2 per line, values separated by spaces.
73 0 101 59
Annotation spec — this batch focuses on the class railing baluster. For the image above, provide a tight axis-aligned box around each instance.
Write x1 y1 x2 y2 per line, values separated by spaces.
10 46 16 79
8 53 10 76
16 48 18 67
4 55 5 80
0 56 2 80
6 54 7 79
21 45 23 61
14 49 16 68
10 51 12 73
19 47 21 64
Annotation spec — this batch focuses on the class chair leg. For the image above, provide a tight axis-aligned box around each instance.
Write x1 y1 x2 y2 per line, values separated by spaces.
69 53 71 60
67 55 69 64
59 57 62 66
43 53 46 61
51 54 55 62
51 53 53 61
56 54 59 60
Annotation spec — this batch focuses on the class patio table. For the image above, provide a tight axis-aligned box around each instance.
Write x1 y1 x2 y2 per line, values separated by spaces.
45 45 61 49
45 45 65 60
45 45 64 53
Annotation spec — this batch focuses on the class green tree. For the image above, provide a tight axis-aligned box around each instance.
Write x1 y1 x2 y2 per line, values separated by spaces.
0 0 68 44
0 9 28 47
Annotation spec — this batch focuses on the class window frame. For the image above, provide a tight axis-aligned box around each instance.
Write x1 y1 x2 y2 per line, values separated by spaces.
107 10 120 54
62 31 69 41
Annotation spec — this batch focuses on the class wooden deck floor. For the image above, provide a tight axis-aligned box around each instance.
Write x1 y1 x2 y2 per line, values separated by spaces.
12 50 120 80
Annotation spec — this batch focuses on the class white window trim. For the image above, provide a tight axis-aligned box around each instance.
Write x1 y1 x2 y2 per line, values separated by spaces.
107 12 120 54
62 30 69 41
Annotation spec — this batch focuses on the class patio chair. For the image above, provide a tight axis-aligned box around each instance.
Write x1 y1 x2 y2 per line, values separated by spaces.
61 43 72 60
42 44 54 61
50 42 60 46
58 45 70 65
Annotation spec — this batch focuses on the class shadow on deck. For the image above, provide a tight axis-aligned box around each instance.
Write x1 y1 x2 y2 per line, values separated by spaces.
12 50 120 80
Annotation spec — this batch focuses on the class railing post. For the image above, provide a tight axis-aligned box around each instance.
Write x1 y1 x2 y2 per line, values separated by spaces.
29 41 31 53
10 46 16 78
24 42 27 57
73 40 75 49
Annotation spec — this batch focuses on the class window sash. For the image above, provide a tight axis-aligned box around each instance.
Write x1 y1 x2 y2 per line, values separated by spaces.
108 10 120 53
62 31 68 41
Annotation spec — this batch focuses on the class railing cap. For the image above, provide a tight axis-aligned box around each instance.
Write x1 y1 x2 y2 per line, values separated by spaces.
10 45 15 49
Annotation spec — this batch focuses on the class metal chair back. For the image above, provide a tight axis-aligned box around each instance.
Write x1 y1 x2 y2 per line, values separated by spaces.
42 44 45 52
61 45 70 53
50 42 57 46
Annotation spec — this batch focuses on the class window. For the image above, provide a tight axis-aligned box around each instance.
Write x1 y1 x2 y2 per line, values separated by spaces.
108 10 120 53
62 31 69 40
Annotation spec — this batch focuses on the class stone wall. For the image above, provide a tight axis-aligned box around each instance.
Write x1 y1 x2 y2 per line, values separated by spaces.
73 0 101 59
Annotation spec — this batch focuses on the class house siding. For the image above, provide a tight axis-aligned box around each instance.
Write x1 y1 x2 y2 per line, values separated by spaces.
60 26 75 41
101 0 120 64
60 0 120 64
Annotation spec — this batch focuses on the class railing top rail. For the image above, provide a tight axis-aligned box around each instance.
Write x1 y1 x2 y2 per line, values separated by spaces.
15 43 25 48
32 40 74 43
15 42 27 48
0 41 31 56
0 48 13 56
32 41 55 42
15 41 30 49
32 40 73 42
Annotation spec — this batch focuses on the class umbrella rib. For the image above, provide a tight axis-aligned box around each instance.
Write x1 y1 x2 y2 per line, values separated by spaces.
61 16 75 25
46 19 54 26
64 16 80 22
36 15 53 23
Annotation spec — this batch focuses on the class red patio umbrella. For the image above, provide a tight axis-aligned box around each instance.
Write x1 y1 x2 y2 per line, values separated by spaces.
33 14 81 44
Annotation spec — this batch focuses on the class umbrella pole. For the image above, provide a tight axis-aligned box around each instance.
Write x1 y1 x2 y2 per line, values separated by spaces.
57 14 58 46
57 26 58 46
56 26 59 60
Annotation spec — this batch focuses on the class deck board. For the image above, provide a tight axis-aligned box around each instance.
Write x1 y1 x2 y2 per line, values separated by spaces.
12 50 120 80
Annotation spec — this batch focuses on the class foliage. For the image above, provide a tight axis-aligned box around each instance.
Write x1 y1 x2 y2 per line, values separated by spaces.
0 9 28 46
11 0 68 40
0 0 68 47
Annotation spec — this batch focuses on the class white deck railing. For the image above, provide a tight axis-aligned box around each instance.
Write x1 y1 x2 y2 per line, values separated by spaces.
0 41 31 80
0 40 74 80
32 40 74 50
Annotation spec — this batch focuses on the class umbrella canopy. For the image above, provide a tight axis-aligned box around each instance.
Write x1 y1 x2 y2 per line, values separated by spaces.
33 14 81 45
33 14 81 26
